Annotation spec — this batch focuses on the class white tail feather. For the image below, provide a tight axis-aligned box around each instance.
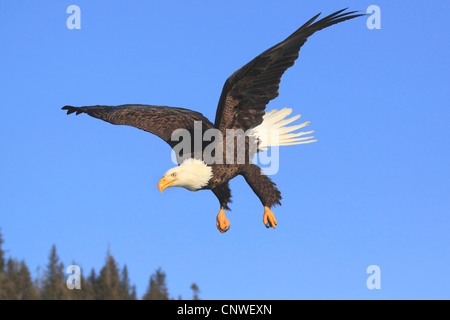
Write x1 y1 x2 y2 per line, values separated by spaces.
251 108 317 151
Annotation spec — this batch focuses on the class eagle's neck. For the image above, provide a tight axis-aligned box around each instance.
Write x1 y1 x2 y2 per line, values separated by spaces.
177 158 213 191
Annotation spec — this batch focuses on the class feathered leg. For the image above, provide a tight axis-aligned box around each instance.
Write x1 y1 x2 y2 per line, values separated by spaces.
212 183 232 233
241 164 282 229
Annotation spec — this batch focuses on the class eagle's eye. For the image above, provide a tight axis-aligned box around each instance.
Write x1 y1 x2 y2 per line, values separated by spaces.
171 172 177 178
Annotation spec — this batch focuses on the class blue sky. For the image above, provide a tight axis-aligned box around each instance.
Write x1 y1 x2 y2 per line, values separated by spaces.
1 0 449 299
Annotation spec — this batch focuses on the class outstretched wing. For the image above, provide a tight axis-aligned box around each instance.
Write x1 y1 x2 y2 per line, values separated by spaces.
214 8 364 132
62 104 214 150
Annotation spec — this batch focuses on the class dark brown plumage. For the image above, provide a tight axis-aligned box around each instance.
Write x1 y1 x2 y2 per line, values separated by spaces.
62 9 363 232
214 8 363 132
62 104 214 150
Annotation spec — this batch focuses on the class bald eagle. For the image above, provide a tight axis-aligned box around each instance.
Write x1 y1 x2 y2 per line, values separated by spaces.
62 9 363 233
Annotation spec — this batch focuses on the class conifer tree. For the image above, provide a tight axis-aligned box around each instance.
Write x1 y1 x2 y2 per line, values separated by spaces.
0 229 6 299
81 268 96 300
40 245 66 300
3 258 19 299
119 264 137 300
191 283 200 300
86 268 96 287
92 250 121 299
0 229 5 274
16 261 40 300
142 267 169 300
1 258 38 299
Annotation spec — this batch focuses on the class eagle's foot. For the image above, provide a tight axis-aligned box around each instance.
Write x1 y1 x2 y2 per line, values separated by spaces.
216 208 230 233
263 206 277 229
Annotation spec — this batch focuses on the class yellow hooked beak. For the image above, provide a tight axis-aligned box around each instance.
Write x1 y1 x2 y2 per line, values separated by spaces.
158 177 177 193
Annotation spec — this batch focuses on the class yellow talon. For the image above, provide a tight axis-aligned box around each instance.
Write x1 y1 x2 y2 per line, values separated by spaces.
216 208 230 233
263 206 277 229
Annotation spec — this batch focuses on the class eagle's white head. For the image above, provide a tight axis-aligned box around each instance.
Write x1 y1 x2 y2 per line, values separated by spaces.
158 158 213 192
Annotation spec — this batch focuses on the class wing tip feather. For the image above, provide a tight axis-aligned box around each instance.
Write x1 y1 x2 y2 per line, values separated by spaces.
62 105 83 115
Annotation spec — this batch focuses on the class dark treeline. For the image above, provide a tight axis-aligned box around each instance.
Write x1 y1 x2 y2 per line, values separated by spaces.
0 229 200 300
